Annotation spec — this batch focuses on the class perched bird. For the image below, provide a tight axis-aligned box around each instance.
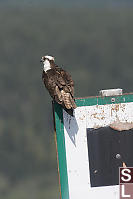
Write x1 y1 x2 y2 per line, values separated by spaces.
40 55 77 116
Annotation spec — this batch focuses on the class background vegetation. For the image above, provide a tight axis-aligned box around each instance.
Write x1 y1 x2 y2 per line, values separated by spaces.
1 1 133 198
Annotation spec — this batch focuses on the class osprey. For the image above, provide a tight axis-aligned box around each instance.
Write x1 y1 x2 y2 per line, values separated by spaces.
40 55 77 116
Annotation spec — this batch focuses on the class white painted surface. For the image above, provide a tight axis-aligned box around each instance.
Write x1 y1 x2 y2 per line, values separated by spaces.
63 102 133 199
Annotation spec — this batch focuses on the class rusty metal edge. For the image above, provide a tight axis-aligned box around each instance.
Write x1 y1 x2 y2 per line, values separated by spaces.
52 101 62 199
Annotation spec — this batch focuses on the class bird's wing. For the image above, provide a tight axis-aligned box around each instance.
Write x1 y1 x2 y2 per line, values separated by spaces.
55 67 74 97
55 67 77 109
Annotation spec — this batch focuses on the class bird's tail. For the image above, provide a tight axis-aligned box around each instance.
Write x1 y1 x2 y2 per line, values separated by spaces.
69 95 77 109
64 107 74 117
61 90 77 109
61 90 77 116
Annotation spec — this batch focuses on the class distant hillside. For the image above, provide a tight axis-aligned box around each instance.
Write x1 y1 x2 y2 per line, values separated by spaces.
1 0 133 7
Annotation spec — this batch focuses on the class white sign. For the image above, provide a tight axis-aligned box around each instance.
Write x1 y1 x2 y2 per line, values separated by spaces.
54 94 133 199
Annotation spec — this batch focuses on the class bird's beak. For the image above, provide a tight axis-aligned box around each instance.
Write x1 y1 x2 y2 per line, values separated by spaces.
40 58 43 63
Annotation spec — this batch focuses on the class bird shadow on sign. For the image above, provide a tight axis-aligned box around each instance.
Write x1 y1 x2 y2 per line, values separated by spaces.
63 111 79 147
52 101 79 146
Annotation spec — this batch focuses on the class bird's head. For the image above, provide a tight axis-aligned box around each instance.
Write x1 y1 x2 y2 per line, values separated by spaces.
40 55 55 72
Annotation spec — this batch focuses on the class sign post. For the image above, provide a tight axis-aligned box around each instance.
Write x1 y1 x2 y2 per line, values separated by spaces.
53 89 133 199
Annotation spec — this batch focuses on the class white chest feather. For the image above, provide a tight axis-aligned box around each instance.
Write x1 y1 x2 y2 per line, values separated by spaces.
43 60 51 72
